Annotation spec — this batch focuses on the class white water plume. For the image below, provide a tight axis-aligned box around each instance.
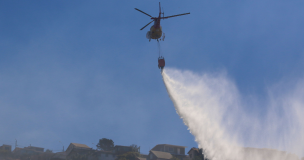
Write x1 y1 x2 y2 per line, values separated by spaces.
161 68 304 160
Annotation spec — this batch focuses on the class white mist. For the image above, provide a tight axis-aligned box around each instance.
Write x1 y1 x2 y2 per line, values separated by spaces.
162 68 304 160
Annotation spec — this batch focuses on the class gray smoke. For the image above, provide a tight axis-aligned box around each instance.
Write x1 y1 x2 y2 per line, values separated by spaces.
162 68 304 160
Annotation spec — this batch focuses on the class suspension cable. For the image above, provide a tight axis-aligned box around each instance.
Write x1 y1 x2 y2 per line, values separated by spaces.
157 41 161 57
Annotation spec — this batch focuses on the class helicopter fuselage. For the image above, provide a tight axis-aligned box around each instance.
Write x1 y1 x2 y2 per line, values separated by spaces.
149 25 162 39
148 18 162 40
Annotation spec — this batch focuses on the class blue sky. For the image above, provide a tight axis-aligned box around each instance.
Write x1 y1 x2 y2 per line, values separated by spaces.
1 0 304 154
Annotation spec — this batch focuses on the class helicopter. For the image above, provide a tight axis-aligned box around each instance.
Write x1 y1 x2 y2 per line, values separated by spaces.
135 2 190 42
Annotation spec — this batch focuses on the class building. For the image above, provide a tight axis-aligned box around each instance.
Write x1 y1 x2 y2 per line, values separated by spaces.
148 150 172 160
0 144 12 158
66 143 92 154
187 148 206 160
13 145 44 156
151 144 186 156
0 144 12 152
24 146 44 152
188 148 199 159
66 143 93 160
148 144 187 160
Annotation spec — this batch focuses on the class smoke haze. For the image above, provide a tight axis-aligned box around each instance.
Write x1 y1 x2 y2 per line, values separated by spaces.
162 68 304 160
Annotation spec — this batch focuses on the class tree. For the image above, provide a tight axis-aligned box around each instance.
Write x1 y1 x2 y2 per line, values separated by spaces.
171 156 180 160
45 149 53 153
116 152 139 160
130 144 140 153
96 138 114 151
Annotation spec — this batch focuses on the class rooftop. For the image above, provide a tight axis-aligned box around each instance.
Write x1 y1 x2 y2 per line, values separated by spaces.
155 144 187 148
150 150 172 159
71 143 91 149
187 147 199 154
25 146 44 149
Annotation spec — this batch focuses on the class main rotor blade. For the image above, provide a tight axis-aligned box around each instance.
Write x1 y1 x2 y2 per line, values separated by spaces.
162 12 190 19
140 20 154 30
135 8 152 17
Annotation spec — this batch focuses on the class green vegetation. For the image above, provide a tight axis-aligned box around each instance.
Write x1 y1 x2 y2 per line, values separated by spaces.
116 152 139 160
171 156 180 160
129 144 140 153
96 138 114 151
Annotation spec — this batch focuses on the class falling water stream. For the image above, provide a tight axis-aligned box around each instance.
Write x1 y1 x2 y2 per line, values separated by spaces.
162 68 304 160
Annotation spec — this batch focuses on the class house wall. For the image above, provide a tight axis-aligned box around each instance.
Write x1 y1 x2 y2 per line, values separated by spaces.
153 146 163 152
163 146 185 155
67 148 93 160
0 145 11 152
14 149 42 156
188 150 199 158
66 144 76 155
148 152 155 160
175 155 188 160
152 145 185 155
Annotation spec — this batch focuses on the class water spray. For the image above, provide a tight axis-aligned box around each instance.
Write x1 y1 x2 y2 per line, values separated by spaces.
161 68 304 160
